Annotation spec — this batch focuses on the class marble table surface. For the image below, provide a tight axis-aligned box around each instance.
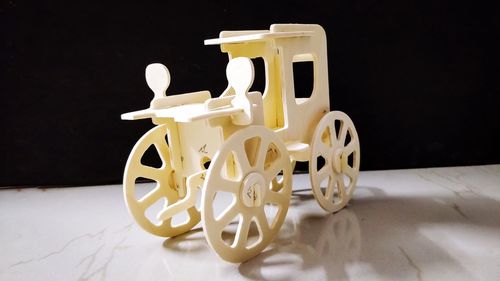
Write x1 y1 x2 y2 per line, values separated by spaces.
1 164 499 281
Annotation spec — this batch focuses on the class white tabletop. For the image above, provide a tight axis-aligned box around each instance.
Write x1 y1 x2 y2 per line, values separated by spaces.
1 164 499 281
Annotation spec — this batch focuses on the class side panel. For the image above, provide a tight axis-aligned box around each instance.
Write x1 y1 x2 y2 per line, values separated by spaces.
176 119 223 177
272 24 330 145
153 118 223 192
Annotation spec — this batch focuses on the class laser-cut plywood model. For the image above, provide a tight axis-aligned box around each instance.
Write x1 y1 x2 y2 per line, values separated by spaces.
121 24 360 263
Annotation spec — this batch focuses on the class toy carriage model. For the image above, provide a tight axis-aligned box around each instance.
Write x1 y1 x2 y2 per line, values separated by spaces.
121 24 360 263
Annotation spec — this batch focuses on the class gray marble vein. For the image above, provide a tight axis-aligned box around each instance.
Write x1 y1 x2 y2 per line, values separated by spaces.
1 164 499 281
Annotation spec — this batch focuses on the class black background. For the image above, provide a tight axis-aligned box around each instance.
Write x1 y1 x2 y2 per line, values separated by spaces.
1 1 499 187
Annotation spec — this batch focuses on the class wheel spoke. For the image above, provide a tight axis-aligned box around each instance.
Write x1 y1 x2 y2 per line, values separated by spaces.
138 186 164 209
234 213 251 249
154 139 171 167
265 190 288 206
327 125 335 148
213 178 240 194
317 165 332 183
255 208 271 236
137 165 165 181
264 160 282 183
344 141 357 154
255 138 270 170
337 121 348 145
215 202 239 230
318 143 332 159
325 175 335 200
233 145 251 173
336 175 346 199
343 165 357 180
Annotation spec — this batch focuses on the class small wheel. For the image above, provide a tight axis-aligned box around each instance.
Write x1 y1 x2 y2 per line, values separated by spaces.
309 111 360 212
201 126 293 263
123 124 200 237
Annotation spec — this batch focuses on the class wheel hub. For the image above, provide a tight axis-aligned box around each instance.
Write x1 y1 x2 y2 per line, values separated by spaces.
333 149 343 174
241 172 265 207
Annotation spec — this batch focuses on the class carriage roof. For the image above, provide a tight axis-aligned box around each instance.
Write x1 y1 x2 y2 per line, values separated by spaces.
204 30 314 45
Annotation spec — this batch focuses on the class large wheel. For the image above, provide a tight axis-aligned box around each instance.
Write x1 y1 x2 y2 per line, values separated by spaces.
201 126 293 263
309 111 360 212
123 124 200 237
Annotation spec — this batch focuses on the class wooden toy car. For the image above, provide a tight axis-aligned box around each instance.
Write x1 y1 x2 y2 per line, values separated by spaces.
121 23 360 263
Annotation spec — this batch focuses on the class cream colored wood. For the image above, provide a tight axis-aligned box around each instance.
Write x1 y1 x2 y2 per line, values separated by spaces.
227 57 254 125
173 119 222 177
145 63 210 109
122 23 362 262
201 126 293 263
122 91 212 120
216 40 285 130
309 111 360 212
123 124 200 237
145 63 170 100
122 102 241 122
122 60 262 123
150 90 211 109
122 93 266 122
204 30 314 45
212 24 330 144
204 95 234 110
285 141 310 162
157 170 205 221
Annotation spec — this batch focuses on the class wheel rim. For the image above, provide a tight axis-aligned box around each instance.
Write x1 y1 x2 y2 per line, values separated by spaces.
123 124 200 237
201 126 292 263
310 111 360 212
